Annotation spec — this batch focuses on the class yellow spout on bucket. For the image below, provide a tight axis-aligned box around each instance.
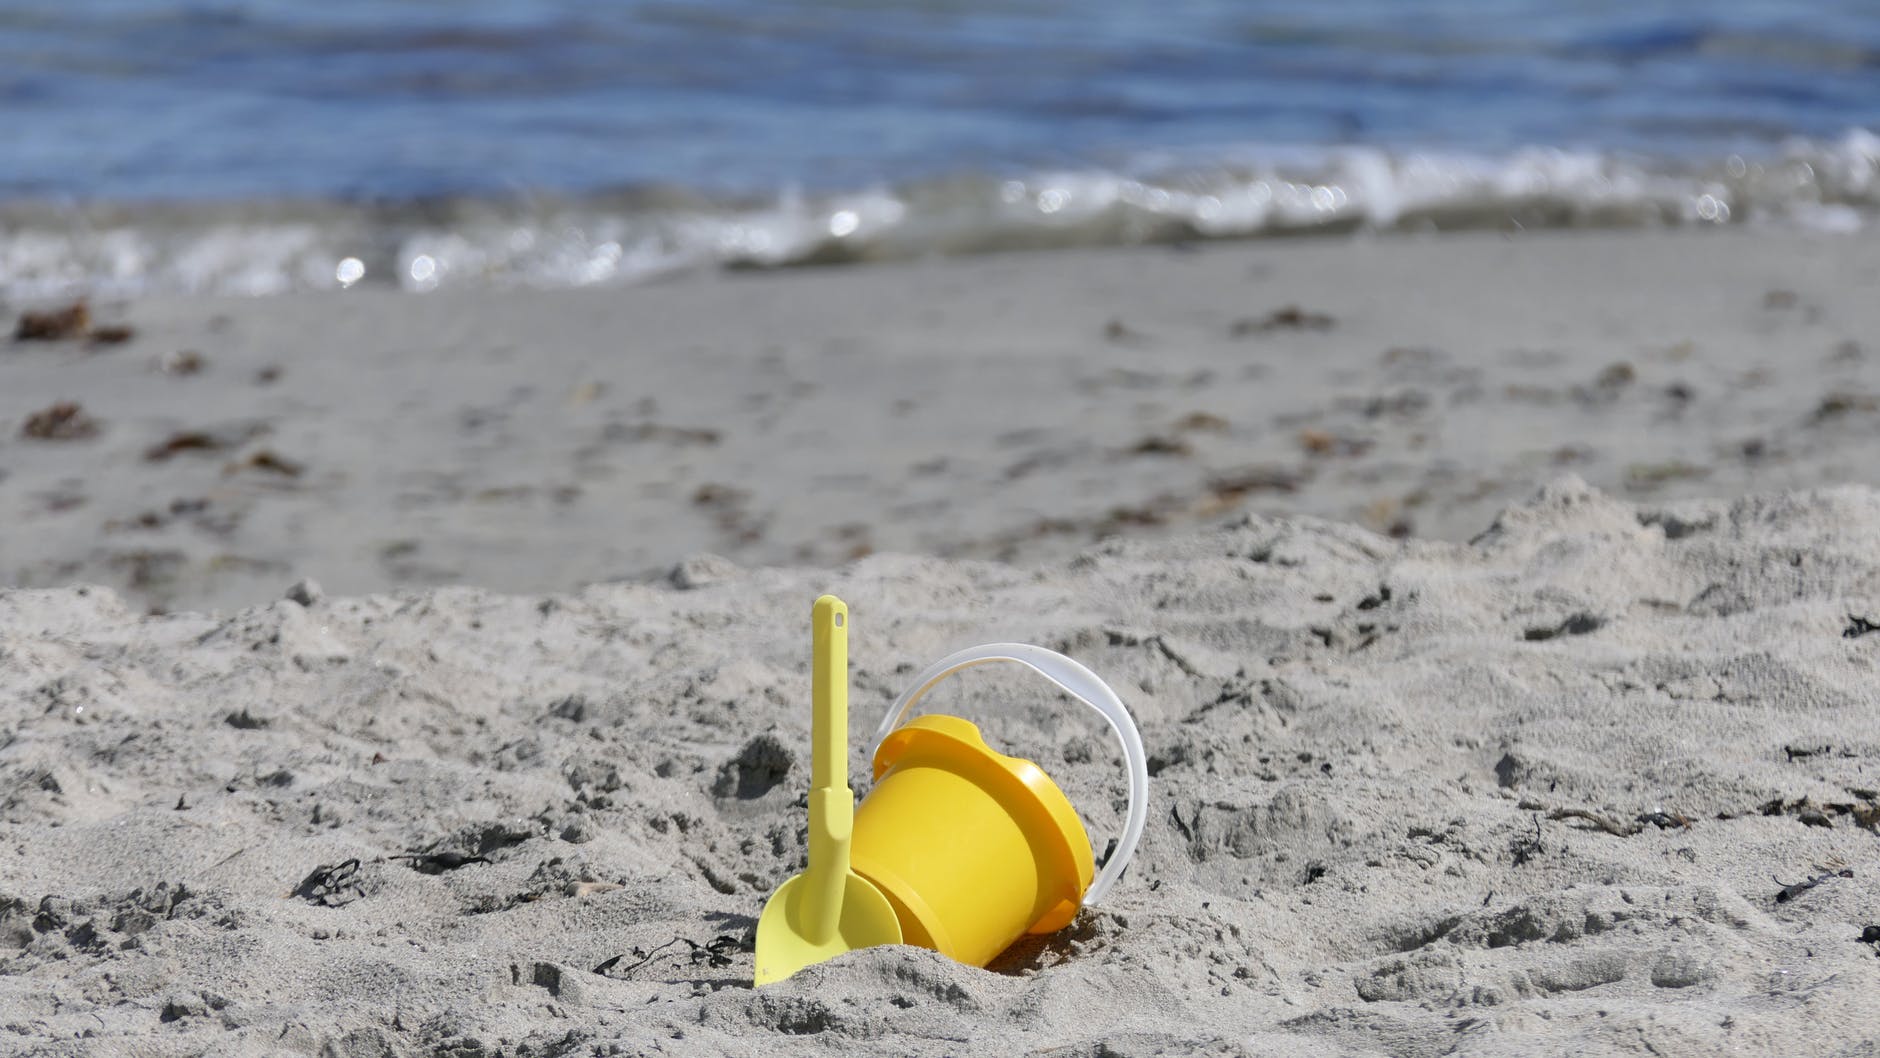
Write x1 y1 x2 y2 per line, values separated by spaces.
851 714 1094 968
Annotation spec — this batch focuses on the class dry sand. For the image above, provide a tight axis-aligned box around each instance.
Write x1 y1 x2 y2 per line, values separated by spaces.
3 229 1880 1056
2 229 1878 614
3 478 1880 1056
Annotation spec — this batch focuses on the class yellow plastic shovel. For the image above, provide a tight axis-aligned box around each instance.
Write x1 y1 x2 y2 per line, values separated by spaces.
753 595 902 985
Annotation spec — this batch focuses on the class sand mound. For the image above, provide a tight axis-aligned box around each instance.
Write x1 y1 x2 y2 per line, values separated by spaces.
4 478 1878 1055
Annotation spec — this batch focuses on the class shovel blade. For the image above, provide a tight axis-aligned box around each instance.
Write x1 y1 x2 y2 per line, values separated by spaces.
753 871 902 985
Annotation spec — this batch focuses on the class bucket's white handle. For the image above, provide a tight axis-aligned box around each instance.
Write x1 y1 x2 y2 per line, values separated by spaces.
871 643 1148 907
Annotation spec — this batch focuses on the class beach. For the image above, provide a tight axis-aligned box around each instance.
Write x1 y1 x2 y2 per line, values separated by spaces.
3 227 1880 1055
4 228 1878 614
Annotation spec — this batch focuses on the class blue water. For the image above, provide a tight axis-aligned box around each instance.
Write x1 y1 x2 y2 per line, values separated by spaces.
2 0 1877 294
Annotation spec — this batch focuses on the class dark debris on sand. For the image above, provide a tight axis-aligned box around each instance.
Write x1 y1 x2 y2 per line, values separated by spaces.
20 401 101 441
391 851 491 875
146 431 231 462
13 300 135 344
1230 305 1335 336
15 302 92 341
293 859 364 908
224 449 304 478
592 934 747 979
1774 866 1852 904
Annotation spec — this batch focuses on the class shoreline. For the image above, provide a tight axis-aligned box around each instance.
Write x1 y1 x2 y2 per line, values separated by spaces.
2 126 1877 299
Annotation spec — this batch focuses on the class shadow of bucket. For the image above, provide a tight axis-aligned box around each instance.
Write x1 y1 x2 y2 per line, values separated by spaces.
849 643 1149 968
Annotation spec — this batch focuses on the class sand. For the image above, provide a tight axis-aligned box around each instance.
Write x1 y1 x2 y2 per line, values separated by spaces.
3 478 1879 1055
2 229 1878 615
3 229 1880 1056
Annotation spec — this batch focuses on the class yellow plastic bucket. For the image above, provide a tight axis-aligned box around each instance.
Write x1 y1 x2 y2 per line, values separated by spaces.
851 715 1092 967
849 644 1148 968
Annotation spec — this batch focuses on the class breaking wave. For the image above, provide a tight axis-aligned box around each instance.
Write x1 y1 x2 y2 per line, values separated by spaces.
3 132 1875 299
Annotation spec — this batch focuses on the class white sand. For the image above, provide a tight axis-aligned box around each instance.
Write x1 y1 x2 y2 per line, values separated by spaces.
4 475 1880 1055
3 229 1878 614
4 229 1880 1055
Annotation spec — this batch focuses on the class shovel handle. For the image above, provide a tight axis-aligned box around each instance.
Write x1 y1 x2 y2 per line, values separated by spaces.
803 595 852 943
811 595 848 790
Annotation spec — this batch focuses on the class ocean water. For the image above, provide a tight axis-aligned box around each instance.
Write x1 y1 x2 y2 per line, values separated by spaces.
2 0 1877 295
